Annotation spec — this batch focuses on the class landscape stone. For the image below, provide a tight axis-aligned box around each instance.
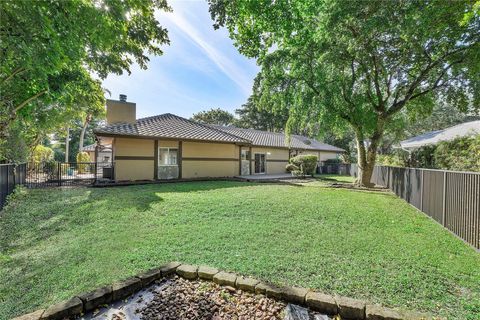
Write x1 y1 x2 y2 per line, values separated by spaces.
305 291 338 315
254 282 269 294
137 268 162 286
366 305 403 320
336 295 366 319
12 309 44 320
112 277 142 301
283 286 309 304
41 297 83 320
213 271 237 286
235 277 259 293
264 284 284 300
159 261 182 276
401 310 432 320
197 265 219 280
176 264 198 279
78 285 113 312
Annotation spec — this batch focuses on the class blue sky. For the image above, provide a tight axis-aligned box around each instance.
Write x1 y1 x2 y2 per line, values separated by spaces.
102 0 259 119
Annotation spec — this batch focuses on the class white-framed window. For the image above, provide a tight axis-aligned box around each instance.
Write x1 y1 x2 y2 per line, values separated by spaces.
159 147 178 165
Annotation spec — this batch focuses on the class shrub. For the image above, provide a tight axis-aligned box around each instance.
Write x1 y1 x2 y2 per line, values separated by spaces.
323 158 342 164
433 135 480 172
30 145 54 163
285 163 298 173
76 151 90 173
288 154 318 177
377 153 407 167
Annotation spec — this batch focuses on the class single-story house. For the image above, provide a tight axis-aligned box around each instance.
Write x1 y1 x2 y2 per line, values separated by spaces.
398 120 480 151
94 95 344 181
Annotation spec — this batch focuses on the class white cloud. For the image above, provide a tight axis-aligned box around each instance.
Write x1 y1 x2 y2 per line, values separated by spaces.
158 2 255 95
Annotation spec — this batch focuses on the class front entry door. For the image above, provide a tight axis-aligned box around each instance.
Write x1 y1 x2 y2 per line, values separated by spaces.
254 153 266 174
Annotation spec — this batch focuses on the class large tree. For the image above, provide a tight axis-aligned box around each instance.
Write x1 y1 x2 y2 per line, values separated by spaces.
0 0 170 159
209 0 480 186
191 108 235 126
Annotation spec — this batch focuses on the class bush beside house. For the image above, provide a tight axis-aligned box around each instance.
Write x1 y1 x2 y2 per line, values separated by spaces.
287 154 318 177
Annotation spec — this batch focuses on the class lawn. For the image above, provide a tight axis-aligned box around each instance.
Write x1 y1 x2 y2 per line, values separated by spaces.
0 180 479 319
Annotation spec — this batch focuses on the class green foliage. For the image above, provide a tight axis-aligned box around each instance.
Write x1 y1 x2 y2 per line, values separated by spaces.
0 122 29 163
1 182 479 319
377 153 407 168
76 151 90 173
235 95 290 132
0 0 171 157
434 135 480 172
30 145 54 163
209 0 480 185
285 163 298 173
289 154 318 177
191 108 235 126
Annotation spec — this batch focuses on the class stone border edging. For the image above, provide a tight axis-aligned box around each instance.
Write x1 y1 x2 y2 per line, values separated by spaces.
12 262 433 320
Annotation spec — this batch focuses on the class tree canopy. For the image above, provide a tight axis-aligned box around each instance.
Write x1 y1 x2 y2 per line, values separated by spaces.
191 108 235 126
209 0 480 186
0 0 171 161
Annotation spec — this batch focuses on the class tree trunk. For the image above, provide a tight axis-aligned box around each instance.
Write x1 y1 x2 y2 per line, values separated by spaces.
354 119 385 187
79 115 90 152
65 126 70 162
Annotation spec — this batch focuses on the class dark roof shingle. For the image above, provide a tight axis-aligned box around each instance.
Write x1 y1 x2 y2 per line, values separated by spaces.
95 113 344 152
94 113 250 144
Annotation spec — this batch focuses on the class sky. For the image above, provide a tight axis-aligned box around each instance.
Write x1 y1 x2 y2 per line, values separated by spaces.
101 0 259 119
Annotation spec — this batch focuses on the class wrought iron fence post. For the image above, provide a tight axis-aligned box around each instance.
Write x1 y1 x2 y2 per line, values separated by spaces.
94 162 97 185
58 162 61 187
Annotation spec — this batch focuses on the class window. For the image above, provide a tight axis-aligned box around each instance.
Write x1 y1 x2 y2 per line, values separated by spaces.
241 149 250 160
159 148 178 165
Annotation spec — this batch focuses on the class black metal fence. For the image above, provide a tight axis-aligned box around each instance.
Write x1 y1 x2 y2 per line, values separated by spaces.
349 164 480 250
0 161 114 210
0 163 27 209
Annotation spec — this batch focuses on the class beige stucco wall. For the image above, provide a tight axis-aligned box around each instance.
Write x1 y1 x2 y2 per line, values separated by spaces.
106 100 136 125
111 136 340 181
295 150 340 162
251 147 289 174
159 140 179 148
116 160 154 181
182 141 238 158
114 138 154 181
182 160 238 178
182 142 239 178
115 138 154 156
319 151 340 161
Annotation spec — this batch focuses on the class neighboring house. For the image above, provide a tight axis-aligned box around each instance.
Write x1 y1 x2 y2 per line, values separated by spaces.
81 143 113 163
94 95 344 181
399 120 480 151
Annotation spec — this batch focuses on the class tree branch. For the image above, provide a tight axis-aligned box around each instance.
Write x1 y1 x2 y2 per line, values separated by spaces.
1 67 26 84
13 89 47 113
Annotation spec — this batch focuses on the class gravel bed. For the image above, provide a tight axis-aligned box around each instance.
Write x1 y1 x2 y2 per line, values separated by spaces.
137 276 286 319
83 275 332 320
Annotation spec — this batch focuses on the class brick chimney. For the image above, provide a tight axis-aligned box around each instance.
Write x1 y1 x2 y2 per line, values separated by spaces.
106 94 136 125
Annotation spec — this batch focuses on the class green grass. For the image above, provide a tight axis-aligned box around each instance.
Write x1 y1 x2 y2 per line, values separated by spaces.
315 174 355 183
0 181 479 319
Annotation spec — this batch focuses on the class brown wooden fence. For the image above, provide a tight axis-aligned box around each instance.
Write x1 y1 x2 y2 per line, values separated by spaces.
350 165 480 250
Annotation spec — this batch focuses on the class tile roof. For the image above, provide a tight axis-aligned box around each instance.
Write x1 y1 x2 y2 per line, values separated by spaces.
94 113 250 144
94 113 344 152
211 126 344 152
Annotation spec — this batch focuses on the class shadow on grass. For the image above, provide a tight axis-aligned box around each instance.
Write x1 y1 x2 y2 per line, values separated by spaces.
0 180 295 254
